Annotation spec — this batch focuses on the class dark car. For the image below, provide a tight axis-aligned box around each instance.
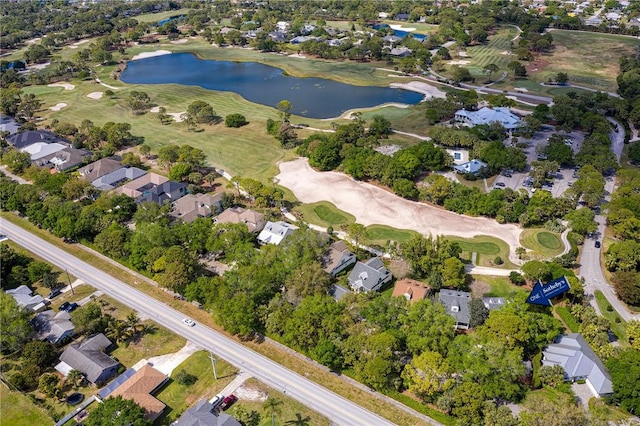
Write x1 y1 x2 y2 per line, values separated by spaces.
65 302 79 312
595 241 601 249
47 289 62 300
59 302 70 311
220 394 238 410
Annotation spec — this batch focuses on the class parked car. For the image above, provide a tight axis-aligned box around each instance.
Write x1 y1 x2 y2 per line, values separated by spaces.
47 289 62 300
494 182 506 188
182 318 196 327
211 394 224 408
59 302 70 311
595 241 601 248
65 302 79 312
220 395 238 410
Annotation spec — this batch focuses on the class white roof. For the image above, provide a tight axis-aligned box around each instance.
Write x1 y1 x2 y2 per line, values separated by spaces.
257 221 298 245
455 107 522 130
21 142 66 160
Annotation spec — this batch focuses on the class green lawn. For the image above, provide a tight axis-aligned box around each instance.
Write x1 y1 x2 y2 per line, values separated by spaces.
363 225 419 245
155 350 238 424
0 386 53 426
555 306 580 333
473 275 528 298
111 322 186 368
594 290 627 344
520 229 564 259
447 235 517 269
230 378 329 426
134 8 194 23
463 26 519 79
295 201 355 228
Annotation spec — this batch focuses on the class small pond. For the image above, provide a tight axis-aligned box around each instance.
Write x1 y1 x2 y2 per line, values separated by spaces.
120 52 424 118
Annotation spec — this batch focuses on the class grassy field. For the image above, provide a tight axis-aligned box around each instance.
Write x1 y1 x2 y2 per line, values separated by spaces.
363 225 419 245
231 378 329 426
520 229 564 259
463 26 519 79
0 386 53 426
447 235 518 269
134 8 193 23
111 322 187 368
594 290 627 344
472 275 528 298
295 201 355 228
155 351 238 423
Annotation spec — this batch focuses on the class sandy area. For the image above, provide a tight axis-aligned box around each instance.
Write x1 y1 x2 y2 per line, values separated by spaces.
150 106 161 113
50 103 67 111
234 383 268 402
87 91 103 99
276 158 523 261
169 112 186 122
501 51 511 55
48 82 75 90
448 60 471 65
131 50 172 61
288 53 308 59
69 39 90 49
170 39 189 44
390 81 446 99
389 24 417 31
132 342 200 375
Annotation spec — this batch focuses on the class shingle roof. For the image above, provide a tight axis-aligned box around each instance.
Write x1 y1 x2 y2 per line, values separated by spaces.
91 166 146 190
31 310 74 343
78 157 123 181
7 130 69 149
109 364 167 421
214 207 266 233
323 241 356 275
438 289 472 328
455 107 522 130
392 278 431 304
175 400 242 426
347 257 392 292
59 334 118 383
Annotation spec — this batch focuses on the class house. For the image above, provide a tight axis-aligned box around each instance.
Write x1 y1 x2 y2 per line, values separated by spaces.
6 130 70 150
109 364 168 421
21 142 67 161
584 16 603 26
175 399 242 426
301 24 316 35
389 46 412 57
542 333 613 398
391 278 431 304
57 333 119 384
5 285 46 312
171 192 224 223
446 149 470 165
290 36 316 44
276 21 290 32
31 310 75 344
454 107 522 131
438 289 472 329
394 13 410 20
214 207 266 233
453 159 487 175
383 35 402 44
78 157 123 182
483 297 506 310
257 221 298 245
91 166 147 191
36 147 92 171
114 172 186 205
348 257 392 293
268 31 289 43
323 240 356 276
329 284 352 301
0 114 19 135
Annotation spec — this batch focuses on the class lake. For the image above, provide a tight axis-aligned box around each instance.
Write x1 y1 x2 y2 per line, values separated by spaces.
119 52 424 119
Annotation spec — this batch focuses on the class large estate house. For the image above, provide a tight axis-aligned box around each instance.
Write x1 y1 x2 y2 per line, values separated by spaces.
454 107 522 132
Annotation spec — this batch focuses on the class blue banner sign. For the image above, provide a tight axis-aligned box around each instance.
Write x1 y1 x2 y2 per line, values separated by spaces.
526 276 571 306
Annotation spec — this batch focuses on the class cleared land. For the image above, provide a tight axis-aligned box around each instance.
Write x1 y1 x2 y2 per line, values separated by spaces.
0 386 53 426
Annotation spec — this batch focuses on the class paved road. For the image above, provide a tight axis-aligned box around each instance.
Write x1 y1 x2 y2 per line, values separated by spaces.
0 220 406 426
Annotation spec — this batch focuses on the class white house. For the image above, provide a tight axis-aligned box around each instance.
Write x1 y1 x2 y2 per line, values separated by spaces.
257 221 298 245
454 107 522 131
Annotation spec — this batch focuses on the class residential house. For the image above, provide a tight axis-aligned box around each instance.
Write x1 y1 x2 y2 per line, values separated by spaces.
5 285 47 312
175 399 242 426
454 107 522 131
453 159 487 175
446 149 470 165
78 157 123 182
290 36 317 44
214 207 266 233
36 147 92 171
109 364 168 421
301 24 316 35
57 333 119 384
394 13 410 20
257 221 298 245
391 278 431 304
347 257 392 293
389 46 412 57
171 192 224 223
438 289 472 329
542 333 613 398
0 114 19 135
275 21 290 32
483 297 506 311
323 240 357 276
269 31 289 43
21 142 68 161
115 172 187 205
31 310 75 344
329 284 352 301
91 166 147 191
383 35 402 45
6 130 70 150
584 16 603 26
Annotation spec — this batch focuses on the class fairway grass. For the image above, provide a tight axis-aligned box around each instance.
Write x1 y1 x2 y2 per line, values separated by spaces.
295 201 355 228
363 225 419 245
447 235 518 269
520 229 564 259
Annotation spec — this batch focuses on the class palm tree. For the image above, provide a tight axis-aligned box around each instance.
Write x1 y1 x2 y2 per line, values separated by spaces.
285 413 311 426
66 369 85 389
264 397 282 426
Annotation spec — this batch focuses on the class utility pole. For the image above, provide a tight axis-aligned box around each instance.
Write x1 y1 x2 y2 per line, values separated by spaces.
65 269 74 295
209 352 218 380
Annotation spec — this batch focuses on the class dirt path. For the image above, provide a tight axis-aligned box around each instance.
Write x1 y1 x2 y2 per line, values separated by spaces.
277 158 524 263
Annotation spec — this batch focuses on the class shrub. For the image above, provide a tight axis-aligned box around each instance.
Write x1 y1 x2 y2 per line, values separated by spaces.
225 113 248 128
175 369 197 386
493 256 503 265
509 271 525 286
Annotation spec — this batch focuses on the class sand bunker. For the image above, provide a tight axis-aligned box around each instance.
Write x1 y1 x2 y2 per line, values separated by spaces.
150 106 161 113
87 92 103 100
169 112 186 122
170 39 189 44
389 24 417 32
276 158 523 262
448 60 471 65
131 50 172 61
48 82 75 90
390 81 446 99
49 103 67 111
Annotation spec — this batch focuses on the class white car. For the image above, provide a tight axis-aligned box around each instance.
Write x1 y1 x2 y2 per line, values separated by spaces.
182 318 196 327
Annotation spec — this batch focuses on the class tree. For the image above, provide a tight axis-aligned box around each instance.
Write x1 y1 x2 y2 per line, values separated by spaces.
612 271 640 306
368 115 392 138
38 373 61 399
1 149 32 174
157 106 170 125
125 91 151 114
402 351 454 402
403 300 456 356
556 72 569 85
539 364 566 388
40 271 62 289
0 292 31 352
175 369 197 385
85 396 152 426
469 298 489 328
264 397 282 426
225 113 248 127
441 257 467 290
520 392 589 426
346 223 366 247
482 63 499 80
66 369 85 389
139 144 151 158
564 208 597 236
445 382 486 425
186 100 217 124
508 61 527 78
627 320 640 350
482 401 519 426
285 413 311 426
23 340 58 368
277 100 292 122
234 406 261 426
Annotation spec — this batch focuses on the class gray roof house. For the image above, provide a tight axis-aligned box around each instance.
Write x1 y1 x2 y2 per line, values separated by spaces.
454 107 522 131
347 257 392 293
22 142 67 161
6 130 70 149
171 192 224 223
78 157 123 182
31 310 75 344
91 166 147 191
257 221 298 245
36 147 92 171
483 297 506 311
175 399 242 426
542 333 613 397
453 159 487 175
214 207 266 233
0 114 20 135
323 240 357 276
115 172 186 205
438 289 472 329
57 333 119 384
5 285 47 312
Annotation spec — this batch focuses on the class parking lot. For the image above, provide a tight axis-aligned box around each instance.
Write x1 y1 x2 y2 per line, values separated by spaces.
491 125 585 197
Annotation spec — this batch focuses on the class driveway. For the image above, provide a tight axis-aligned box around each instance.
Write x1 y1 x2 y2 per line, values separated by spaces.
276 158 524 263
